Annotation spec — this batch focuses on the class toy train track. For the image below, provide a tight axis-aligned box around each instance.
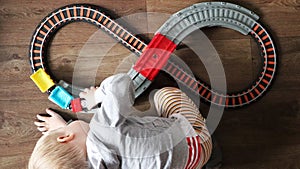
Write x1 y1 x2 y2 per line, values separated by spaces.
29 2 277 111
130 2 277 107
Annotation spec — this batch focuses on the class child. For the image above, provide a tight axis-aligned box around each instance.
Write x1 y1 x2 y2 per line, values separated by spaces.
29 73 212 169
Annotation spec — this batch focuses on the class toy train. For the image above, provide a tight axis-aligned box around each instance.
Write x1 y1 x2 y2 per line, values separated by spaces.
30 68 83 112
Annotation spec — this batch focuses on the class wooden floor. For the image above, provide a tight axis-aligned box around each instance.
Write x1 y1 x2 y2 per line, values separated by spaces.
0 0 299 168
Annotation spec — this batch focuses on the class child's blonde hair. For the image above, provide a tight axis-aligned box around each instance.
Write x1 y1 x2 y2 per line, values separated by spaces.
28 130 88 169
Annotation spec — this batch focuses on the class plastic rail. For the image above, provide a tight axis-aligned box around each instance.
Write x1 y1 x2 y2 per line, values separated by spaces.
130 2 276 107
29 2 276 111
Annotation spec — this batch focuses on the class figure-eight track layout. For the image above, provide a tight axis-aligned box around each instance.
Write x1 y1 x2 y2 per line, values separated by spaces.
29 2 277 112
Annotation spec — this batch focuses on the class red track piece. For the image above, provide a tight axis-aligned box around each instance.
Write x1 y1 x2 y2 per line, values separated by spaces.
133 34 177 81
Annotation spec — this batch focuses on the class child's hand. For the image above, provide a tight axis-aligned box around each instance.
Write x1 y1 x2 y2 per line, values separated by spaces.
79 86 98 110
34 109 67 134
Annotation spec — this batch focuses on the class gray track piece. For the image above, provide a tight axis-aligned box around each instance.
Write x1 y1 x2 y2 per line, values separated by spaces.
157 2 259 44
128 68 152 97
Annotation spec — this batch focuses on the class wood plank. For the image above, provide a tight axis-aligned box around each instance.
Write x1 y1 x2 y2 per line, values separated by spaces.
0 0 147 46
0 41 133 80
0 43 135 100
0 101 45 165
220 159 300 169
146 0 300 39
173 37 253 93
251 36 300 91
0 99 87 169
213 90 300 168
0 0 299 169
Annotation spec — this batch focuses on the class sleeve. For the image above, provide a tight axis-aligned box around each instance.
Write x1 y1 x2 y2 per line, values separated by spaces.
87 133 120 169
93 73 135 127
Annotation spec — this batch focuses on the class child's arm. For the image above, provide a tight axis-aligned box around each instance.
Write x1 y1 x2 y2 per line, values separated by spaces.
79 86 99 110
34 109 67 134
89 73 135 127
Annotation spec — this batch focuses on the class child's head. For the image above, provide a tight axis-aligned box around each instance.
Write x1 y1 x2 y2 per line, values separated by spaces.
28 121 90 169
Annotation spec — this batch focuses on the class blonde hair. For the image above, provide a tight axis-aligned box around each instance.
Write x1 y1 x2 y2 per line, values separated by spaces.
28 130 88 169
